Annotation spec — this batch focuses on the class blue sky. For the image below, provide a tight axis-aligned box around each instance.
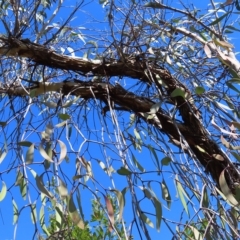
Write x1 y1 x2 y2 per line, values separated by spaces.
0 0 240 239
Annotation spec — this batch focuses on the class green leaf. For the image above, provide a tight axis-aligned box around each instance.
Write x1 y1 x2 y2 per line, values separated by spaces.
43 142 52 170
209 13 229 26
39 144 54 162
57 140 67 165
57 177 68 199
18 141 33 147
111 189 124 221
0 181 7 201
161 157 171 166
12 199 18 224
58 113 70 120
219 169 239 206
161 180 171 209
187 225 203 240
140 212 154 228
67 195 84 229
195 86 205 95
170 88 185 98
201 184 209 208
176 176 189 216
148 145 161 172
153 197 162 232
30 204 37 224
132 153 145 172
35 173 53 199
117 167 132 176
26 144 34 164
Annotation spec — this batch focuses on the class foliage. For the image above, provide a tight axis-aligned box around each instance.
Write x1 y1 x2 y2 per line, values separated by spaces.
0 0 240 239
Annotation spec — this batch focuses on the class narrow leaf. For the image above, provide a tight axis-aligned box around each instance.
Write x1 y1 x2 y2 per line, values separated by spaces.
161 180 171 209
39 144 54 162
26 144 34 164
67 195 84 229
57 140 67 165
105 196 114 232
0 181 7 201
176 176 189 216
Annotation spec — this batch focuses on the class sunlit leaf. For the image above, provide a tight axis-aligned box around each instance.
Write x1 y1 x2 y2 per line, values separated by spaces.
149 102 161 114
67 195 84 229
39 144 54 162
187 225 203 240
26 144 34 164
35 173 53 199
219 169 239 206
140 212 154 228
57 177 68 199
111 189 124 221
30 204 37 224
212 154 224 161
0 181 7 201
57 140 67 165
12 199 18 224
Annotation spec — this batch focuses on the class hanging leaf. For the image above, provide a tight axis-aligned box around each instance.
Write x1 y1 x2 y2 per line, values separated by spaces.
0 181 7 201
12 199 19 224
161 180 171 209
219 169 239 206
132 153 145 172
187 225 203 240
176 176 189 216
111 189 124 221
39 144 54 162
200 184 209 208
30 204 37 224
35 173 53 199
67 195 84 229
57 140 67 165
153 197 162 232
104 196 114 232
26 144 34 164
209 13 229 26
57 177 68 199
140 212 154 228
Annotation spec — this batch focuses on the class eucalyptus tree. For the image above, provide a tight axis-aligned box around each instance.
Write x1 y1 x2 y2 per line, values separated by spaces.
0 0 240 239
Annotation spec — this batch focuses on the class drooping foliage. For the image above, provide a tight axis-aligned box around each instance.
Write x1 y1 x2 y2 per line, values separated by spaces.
0 0 240 239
